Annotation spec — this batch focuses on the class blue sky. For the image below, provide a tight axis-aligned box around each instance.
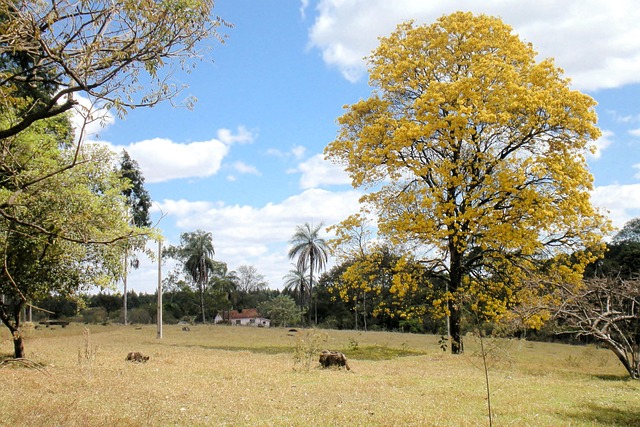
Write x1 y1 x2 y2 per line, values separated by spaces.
86 0 640 294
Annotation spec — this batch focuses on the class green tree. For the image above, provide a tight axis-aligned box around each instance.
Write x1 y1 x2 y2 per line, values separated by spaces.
288 222 329 323
0 0 228 357
119 151 152 229
0 114 143 357
258 295 301 327
325 13 610 353
208 260 238 320
0 0 231 139
165 230 216 323
612 218 640 244
118 150 152 325
282 264 309 308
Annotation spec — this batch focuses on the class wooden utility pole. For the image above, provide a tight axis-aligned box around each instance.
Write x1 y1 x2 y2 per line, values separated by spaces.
156 239 163 339
123 247 128 325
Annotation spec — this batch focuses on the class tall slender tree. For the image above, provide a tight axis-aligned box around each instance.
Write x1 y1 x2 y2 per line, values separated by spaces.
165 230 216 323
118 150 152 325
283 264 309 308
288 223 329 323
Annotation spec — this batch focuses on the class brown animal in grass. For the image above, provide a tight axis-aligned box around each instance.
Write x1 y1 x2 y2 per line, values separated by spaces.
319 350 350 370
125 351 149 363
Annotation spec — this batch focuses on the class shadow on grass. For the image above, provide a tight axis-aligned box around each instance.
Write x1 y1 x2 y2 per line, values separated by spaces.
165 343 428 360
592 374 631 381
562 403 640 426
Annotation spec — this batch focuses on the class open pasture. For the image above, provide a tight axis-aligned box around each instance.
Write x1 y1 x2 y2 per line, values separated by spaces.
1 323 639 426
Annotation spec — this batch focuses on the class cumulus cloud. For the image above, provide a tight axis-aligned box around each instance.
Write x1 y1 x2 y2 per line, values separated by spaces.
295 154 352 189
308 0 640 91
629 129 640 137
153 188 362 288
232 161 261 175
266 144 307 160
591 183 640 231
216 126 255 145
100 126 256 184
123 138 228 183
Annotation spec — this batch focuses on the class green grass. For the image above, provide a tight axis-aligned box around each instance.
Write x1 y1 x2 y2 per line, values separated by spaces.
1 323 639 426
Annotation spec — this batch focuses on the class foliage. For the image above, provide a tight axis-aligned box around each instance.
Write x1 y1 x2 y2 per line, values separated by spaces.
288 222 329 321
0 113 149 357
0 0 232 139
282 263 309 308
325 12 610 353
612 217 640 244
118 150 152 229
164 230 215 322
258 295 301 327
337 246 433 330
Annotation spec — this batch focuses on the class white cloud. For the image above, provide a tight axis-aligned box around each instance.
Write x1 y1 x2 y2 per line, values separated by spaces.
216 126 255 145
588 130 614 160
124 138 228 183
308 0 640 91
292 145 306 160
266 145 307 160
70 95 115 142
295 154 352 188
100 127 257 184
591 183 640 231
232 161 261 175
629 129 640 137
152 188 362 289
299 0 309 19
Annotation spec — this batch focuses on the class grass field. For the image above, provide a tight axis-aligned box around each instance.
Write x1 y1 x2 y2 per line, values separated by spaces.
1 323 639 426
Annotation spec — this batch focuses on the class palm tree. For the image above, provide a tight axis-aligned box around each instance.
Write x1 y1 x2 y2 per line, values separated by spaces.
288 222 329 323
283 263 309 308
167 230 216 323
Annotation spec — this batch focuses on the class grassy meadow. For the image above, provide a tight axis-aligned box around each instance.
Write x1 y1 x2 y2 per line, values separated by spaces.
1 323 639 426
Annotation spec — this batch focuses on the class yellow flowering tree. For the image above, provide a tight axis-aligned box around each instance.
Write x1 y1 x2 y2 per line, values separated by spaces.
328 215 433 331
325 12 610 353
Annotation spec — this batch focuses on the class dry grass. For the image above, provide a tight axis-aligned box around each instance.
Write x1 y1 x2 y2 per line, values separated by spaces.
1 323 639 426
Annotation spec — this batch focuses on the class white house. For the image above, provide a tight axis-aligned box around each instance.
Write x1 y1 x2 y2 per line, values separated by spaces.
214 308 270 327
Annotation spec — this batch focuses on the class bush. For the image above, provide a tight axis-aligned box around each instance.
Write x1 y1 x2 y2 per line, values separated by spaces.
81 307 108 324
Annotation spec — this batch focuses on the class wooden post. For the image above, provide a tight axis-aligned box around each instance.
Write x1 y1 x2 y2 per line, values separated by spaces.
124 247 128 326
156 239 163 339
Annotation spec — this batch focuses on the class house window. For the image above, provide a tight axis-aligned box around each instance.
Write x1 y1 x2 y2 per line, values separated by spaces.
250 318 255 324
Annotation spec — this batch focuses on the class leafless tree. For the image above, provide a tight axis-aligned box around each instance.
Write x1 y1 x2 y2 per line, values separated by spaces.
554 277 640 379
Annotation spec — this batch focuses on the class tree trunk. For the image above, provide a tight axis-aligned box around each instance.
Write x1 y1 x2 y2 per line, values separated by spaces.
309 254 314 324
0 300 26 358
602 339 639 379
13 330 25 358
363 290 367 332
449 246 464 354
199 282 206 323
450 302 463 354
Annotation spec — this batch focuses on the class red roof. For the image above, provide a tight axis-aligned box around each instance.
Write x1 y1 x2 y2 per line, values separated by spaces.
227 308 261 320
